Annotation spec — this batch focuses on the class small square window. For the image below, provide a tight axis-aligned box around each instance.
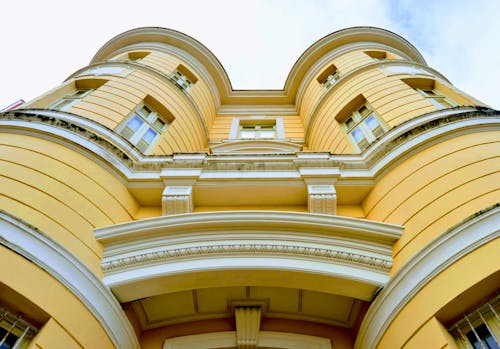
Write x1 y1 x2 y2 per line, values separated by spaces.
238 121 277 139
317 64 340 90
169 64 198 92
118 103 169 153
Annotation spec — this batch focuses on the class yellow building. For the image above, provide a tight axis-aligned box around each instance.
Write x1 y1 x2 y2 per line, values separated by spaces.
0 26 498 349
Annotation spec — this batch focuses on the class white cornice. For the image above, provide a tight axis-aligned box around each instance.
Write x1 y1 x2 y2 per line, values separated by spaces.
354 204 500 349
1 108 498 204
0 210 139 349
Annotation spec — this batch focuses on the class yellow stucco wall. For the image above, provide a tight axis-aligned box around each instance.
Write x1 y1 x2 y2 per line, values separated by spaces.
0 133 138 274
1 245 114 348
377 238 499 349
363 130 499 270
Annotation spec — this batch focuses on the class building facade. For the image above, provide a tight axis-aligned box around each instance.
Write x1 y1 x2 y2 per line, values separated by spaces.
0 26 498 349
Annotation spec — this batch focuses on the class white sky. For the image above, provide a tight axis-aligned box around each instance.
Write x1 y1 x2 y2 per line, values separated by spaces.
0 0 499 109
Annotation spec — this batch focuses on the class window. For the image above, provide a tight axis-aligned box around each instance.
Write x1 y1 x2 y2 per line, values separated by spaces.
417 88 456 109
449 295 500 349
49 89 92 111
342 104 386 151
0 307 38 349
119 103 169 153
317 64 340 90
169 64 198 92
238 121 277 139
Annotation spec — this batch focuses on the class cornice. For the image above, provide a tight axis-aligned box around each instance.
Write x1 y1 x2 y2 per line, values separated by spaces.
89 26 426 107
2 107 497 183
354 204 500 349
0 210 139 349
95 210 402 245
96 211 402 301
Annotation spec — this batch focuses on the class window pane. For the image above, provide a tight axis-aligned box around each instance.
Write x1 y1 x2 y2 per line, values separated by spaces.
260 130 276 138
142 128 157 144
137 105 152 118
154 118 166 130
351 127 366 143
240 131 256 139
127 116 144 131
0 326 18 348
345 118 355 130
365 115 380 131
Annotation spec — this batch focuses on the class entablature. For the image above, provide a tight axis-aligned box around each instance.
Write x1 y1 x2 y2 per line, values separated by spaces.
1 107 498 210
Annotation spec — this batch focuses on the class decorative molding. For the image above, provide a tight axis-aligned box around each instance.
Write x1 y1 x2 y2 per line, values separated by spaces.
354 204 500 349
101 242 393 273
210 139 303 154
96 211 400 301
235 307 261 349
0 210 139 349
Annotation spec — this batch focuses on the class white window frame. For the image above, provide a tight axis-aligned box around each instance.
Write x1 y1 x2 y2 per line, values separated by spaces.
320 71 340 90
417 88 456 109
342 104 386 151
169 71 193 92
229 117 285 140
118 103 168 153
49 89 93 111
449 294 500 349
76 66 131 78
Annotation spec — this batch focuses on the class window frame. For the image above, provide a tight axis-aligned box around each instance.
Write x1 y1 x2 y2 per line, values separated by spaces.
449 295 500 349
238 122 277 139
229 117 285 140
342 104 386 151
417 88 456 109
48 88 93 111
118 103 169 153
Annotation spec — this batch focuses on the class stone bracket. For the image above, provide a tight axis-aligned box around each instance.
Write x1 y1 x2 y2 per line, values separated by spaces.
306 180 337 215
162 186 193 215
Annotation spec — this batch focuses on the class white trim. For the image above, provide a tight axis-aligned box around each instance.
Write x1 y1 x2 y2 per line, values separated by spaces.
96 211 401 302
0 211 139 349
354 205 500 349
163 331 331 349
210 139 302 154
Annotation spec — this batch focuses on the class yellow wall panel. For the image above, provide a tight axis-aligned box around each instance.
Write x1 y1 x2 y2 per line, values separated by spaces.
0 246 114 349
377 239 499 349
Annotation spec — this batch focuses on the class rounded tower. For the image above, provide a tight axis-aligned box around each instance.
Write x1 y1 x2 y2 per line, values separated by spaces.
0 26 498 349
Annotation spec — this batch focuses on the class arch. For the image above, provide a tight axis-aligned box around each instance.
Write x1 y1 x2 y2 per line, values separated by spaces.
0 210 139 349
